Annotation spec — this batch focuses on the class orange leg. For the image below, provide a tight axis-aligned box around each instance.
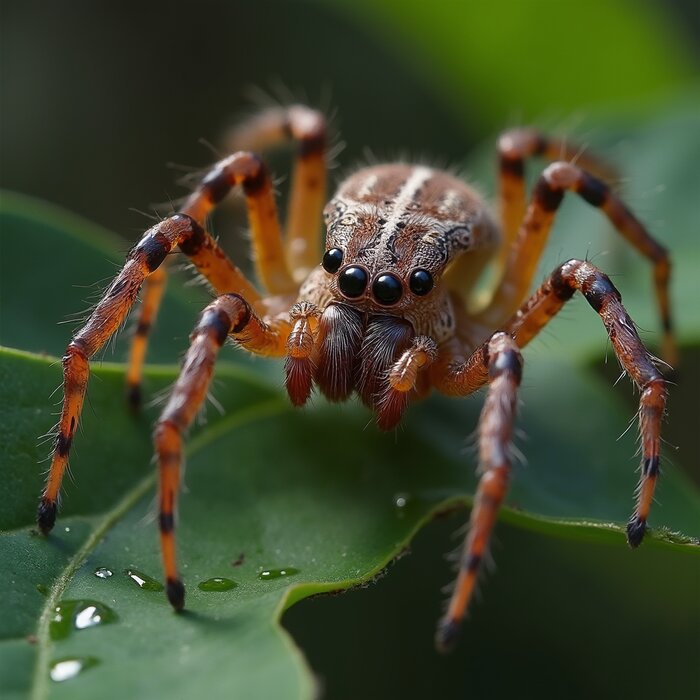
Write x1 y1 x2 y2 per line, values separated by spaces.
39 157 290 533
154 293 289 609
433 332 523 652
38 215 202 531
229 105 328 280
181 150 294 295
481 159 674 363
126 266 166 407
497 127 617 267
126 146 302 407
505 259 667 547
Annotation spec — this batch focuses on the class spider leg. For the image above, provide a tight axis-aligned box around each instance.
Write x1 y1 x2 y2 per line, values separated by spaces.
505 258 667 548
497 128 617 270
154 293 289 610
229 105 328 281
432 332 523 652
39 215 205 531
126 147 301 407
126 265 166 407
482 157 675 363
40 151 294 532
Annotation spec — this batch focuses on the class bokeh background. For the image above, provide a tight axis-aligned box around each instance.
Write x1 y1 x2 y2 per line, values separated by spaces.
2 1 699 698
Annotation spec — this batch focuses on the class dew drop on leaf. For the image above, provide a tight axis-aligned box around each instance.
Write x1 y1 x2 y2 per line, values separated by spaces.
50 600 118 640
198 577 238 592
50 656 99 682
258 567 300 581
124 568 164 591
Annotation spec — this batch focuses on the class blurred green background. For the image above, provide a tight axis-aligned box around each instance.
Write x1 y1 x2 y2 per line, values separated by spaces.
2 1 699 698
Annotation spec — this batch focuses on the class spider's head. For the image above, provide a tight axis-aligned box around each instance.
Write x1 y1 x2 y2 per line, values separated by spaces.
320 164 492 324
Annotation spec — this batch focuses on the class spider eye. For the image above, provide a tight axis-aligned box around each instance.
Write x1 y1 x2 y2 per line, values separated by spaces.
409 268 434 296
322 248 344 273
338 266 368 298
372 273 403 305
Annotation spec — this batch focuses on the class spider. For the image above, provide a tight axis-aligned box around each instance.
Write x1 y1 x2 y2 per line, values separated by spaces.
37 105 673 652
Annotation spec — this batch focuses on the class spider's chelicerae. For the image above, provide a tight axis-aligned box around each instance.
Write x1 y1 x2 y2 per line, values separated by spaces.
38 106 674 651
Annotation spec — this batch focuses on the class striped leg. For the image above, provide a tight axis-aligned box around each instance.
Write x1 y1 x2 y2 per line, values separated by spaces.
481 159 675 363
126 266 166 408
155 293 289 609
434 332 523 652
497 128 617 267
126 148 297 407
229 105 328 280
38 215 205 532
505 259 667 547
39 159 290 532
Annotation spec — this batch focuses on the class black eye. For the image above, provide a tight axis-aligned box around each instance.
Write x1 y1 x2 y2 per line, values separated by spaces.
409 269 433 296
338 266 368 298
322 248 344 273
372 273 403 305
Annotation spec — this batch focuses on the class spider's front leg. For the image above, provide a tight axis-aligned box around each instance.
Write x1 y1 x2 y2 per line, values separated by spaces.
37 214 208 532
431 332 524 652
155 293 290 609
39 147 296 533
127 104 328 404
506 258 667 547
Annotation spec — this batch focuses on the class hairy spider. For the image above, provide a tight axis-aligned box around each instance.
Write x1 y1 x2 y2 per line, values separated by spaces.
38 105 673 651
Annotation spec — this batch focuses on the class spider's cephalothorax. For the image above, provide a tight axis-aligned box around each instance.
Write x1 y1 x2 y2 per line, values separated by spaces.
289 164 499 428
37 106 674 652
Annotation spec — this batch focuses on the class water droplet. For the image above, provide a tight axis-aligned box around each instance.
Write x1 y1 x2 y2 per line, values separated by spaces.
94 567 113 579
50 656 99 682
394 492 410 509
50 600 118 640
124 568 164 592
258 567 300 581
198 577 237 592
36 583 49 596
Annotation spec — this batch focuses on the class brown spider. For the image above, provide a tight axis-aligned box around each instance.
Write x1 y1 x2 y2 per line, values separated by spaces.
37 105 673 651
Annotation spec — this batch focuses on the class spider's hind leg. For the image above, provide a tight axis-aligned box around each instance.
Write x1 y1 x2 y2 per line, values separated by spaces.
486 141 674 364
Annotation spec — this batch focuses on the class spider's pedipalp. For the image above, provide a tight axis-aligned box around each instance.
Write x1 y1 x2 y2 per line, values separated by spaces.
285 301 321 406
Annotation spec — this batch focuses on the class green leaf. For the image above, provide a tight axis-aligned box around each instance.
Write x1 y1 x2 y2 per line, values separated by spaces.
1 102 699 700
339 0 695 126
